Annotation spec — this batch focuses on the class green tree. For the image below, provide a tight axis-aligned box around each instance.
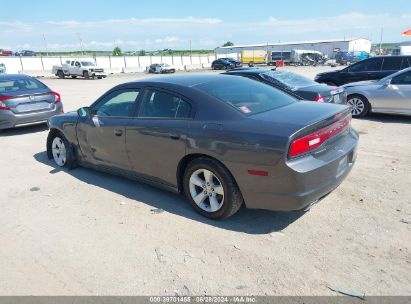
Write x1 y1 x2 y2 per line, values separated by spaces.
112 46 122 56
138 49 146 56
222 41 234 47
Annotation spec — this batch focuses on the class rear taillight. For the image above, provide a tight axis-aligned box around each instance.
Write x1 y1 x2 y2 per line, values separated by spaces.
289 114 352 158
49 91 61 104
314 94 324 102
0 95 12 110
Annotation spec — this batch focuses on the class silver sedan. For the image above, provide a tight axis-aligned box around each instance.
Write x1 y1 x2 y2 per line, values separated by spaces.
344 67 411 117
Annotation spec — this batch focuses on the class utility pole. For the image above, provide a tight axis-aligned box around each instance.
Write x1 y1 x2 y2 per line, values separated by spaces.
43 34 49 56
189 39 192 64
76 33 85 56
379 28 384 55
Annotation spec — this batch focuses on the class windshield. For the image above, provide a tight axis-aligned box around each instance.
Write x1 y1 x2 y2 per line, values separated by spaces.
195 76 296 115
159 63 170 67
81 62 95 66
0 78 47 93
260 70 318 90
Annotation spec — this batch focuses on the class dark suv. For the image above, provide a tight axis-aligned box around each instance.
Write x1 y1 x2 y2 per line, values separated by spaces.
315 56 411 86
211 59 235 70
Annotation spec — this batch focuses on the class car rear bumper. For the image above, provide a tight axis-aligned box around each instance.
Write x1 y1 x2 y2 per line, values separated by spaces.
0 103 63 130
225 129 358 211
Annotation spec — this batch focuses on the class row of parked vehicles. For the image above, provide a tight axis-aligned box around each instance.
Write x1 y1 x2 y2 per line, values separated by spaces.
1 55 409 219
0 49 36 56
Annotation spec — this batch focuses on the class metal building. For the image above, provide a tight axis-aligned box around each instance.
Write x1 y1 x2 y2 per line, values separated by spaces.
215 38 372 59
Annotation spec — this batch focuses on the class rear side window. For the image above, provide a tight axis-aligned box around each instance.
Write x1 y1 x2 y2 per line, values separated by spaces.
401 58 411 69
350 58 383 72
195 76 296 115
0 78 46 93
382 57 402 70
138 89 192 119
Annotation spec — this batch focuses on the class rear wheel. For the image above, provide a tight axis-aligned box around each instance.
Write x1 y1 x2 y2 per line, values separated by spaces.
183 158 243 219
347 94 370 118
57 70 65 79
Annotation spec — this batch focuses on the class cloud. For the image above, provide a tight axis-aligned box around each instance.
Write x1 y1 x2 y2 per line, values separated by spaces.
1 12 409 51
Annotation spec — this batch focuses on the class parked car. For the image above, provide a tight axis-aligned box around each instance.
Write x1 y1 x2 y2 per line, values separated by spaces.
344 67 411 117
220 57 242 67
211 58 235 70
46 74 358 219
0 49 13 56
52 60 106 79
148 63 176 74
0 74 63 130
226 68 346 105
15 50 36 57
335 51 370 65
315 56 411 86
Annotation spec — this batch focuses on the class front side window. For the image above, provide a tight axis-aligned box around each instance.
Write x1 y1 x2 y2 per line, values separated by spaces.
350 58 383 72
138 89 192 119
93 89 140 117
391 71 411 85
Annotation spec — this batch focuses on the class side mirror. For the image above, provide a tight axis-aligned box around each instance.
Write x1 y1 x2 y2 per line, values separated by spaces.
382 79 391 87
77 107 91 118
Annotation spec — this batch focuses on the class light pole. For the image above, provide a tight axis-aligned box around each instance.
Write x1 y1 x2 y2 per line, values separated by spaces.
76 33 85 56
189 39 192 64
43 34 49 56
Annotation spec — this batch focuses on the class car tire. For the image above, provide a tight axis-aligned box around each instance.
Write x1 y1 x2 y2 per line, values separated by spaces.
83 71 90 79
183 157 243 220
347 94 370 118
47 131 77 169
57 70 65 79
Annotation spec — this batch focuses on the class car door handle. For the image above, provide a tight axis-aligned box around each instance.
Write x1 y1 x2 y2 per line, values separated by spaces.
114 129 123 136
170 134 180 140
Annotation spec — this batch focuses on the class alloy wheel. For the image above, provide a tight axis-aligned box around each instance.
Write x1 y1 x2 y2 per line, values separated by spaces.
348 97 365 116
51 137 67 167
189 169 224 213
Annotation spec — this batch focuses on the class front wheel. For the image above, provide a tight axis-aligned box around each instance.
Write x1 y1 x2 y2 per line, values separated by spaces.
47 131 77 169
347 95 370 118
183 158 243 219
83 71 90 79
57 70 65 79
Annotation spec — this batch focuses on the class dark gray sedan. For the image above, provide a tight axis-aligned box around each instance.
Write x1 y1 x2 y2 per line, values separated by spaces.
0 74 63 130
46 74 358 219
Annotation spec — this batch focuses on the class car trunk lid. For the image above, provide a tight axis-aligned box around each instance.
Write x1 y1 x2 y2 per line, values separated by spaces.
0 89 57 114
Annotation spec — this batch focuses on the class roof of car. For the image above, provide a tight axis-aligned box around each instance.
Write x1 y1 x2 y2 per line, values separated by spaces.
0 74 33 80
226 68 273 75
130 73 239 87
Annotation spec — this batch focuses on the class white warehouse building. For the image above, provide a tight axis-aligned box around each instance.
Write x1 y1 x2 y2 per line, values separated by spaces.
215 38 372 59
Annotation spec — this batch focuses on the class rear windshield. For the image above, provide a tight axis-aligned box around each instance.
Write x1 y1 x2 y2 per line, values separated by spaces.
260 70 317 90
195 76 296 115
0 78 47 93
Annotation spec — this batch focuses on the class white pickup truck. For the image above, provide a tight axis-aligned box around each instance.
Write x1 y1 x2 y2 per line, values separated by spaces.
52 60 107 79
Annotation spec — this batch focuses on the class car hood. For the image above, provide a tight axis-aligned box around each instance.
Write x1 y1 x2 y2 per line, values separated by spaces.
316 70 342 77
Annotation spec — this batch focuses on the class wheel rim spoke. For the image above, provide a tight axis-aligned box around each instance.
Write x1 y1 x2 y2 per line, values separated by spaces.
193 192 207 205
190 175 204 187
213 185 224 195
203 170 213 184
209 196 220 212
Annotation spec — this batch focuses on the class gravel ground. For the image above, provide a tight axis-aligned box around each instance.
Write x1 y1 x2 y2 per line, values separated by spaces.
0 67 410 296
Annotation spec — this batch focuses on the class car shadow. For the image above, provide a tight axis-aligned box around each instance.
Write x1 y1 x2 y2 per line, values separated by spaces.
361 113 411 124
0 124 48 137
33 151 305 235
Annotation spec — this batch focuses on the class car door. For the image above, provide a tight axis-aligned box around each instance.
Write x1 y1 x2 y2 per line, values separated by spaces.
363 57 384 80
375 71 411 114
341 58 383 84
125 88 192 187
76 88 140 171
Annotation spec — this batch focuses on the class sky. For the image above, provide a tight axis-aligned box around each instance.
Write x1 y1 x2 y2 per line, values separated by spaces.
1 0 410 52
